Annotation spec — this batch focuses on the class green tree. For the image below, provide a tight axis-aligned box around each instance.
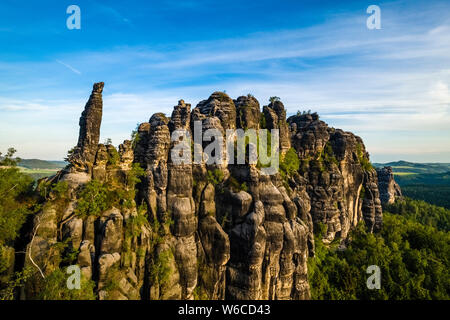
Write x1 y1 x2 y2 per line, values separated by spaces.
308 212 450 300
0 148 36 295
269 96 280 103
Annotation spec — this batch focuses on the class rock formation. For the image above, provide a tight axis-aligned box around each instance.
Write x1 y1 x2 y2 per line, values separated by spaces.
376 166 402 204
21 83 386 300
69 82 104 171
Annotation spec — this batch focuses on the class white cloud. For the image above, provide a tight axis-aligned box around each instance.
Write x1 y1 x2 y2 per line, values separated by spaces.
429 81 450 104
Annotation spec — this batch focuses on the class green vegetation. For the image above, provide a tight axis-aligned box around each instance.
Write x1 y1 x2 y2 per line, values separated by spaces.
373 161 450 209
39 180 69 200
131 123 141 148
309 208 450 299
322 142 339 167
193 285 209 300
296 109 313 116
10 158 66 181
306 142 339 174
395 172 450 185
101 265 122 298
394 172 417 176
206 169 224 185
146 217 175 288
33 267 96 300
359 186 366 199
75 180 110 218
269 96 280 103
18 168 59 181
259 113 267 129
279 148 300 178
15 158 66 170
107 146 120 166
393 171 450 209
0 267 34 300
216 91 230 102
75 163 145 218
373 161 450 175
384 197 450 232
149 248 173 287
64 147 75 162
0 149 36 289
356 143 373 171
401 185 450 209
125 205 149 239
226 176 248 192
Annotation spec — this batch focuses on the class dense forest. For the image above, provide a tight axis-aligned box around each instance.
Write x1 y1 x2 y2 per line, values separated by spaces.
400 185 450 209
384 198 450 231
308 200 450 299
0 149 37 298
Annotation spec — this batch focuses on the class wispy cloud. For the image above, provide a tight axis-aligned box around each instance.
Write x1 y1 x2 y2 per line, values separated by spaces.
95 3 133 26
55 59 82 75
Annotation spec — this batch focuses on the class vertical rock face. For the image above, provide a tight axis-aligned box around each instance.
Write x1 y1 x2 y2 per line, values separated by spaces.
22 85 385 300
263 100 291 155
376 166 402 204
288 113 383 240
69 82 104 170
235 95 260 130
195 92 236 130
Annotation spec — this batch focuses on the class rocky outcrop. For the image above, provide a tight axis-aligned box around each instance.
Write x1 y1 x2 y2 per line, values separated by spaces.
21 85 384 300
69 82 104 171
288 113 383 239
376 166 402 204
263 100 291 155
235 95 260 130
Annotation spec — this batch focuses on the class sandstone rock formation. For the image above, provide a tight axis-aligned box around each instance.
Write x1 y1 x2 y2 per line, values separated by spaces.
69 82 104 171
21 83 386 300
376 166 402 204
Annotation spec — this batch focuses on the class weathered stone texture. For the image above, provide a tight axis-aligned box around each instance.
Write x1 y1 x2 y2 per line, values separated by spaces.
22 84 396 301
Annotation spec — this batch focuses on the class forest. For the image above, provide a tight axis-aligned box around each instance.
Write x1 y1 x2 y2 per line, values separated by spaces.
308 199 450 299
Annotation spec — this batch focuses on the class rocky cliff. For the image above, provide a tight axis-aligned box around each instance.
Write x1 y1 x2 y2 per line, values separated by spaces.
22 83 385 300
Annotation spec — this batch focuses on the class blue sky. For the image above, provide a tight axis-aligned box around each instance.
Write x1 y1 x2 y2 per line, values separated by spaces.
0 0 449 162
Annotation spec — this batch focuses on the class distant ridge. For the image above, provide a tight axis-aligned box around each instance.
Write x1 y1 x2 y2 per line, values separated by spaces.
16 158 67 170
373 161 450 174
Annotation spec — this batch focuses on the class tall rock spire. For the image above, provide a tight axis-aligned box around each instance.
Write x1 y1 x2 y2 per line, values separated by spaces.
69 82 104 170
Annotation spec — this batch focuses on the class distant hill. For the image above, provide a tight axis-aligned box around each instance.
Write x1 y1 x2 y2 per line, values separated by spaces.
373 161 450 174
11 158 67 181
16 158 67 170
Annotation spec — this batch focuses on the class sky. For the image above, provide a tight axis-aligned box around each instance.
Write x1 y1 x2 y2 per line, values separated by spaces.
0 0 449 162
